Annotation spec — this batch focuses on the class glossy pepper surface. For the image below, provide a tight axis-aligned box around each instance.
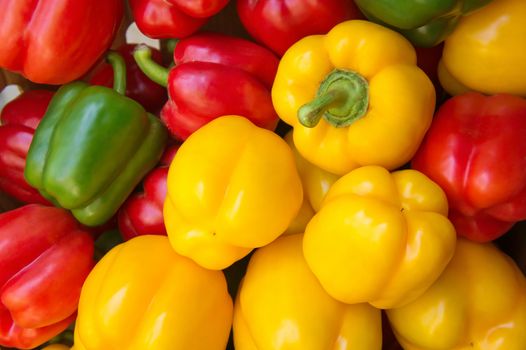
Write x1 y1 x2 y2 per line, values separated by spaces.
303 166 456 309
354 0 492 48
0 0 123 84
0 204 94 349
134 32 280 141
387 239 526 350
24 53 168 227
72 235 233 350
412 93 526 242
164 116 303 270
234 234 382 350
0 90 53 204
272 20 435 175
129 0 229 39
237 0 362 56
438 0 526 97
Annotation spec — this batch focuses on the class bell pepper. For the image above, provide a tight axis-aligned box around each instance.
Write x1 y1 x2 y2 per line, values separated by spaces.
272 20 435 175
72 235 233 350
412 93 526 242
354 0 493 48
89 44 167 114
164 116 303 270
117 144 178 241
236 0 363 56
129 0 229 39
134 32 280 141
43 345 70 350
386 238 526 350
438 0 526 97
0 0 123 84
0 90 53 204
0 204 94 349
303 165 457 309
234 234 382 350
24 52 168 227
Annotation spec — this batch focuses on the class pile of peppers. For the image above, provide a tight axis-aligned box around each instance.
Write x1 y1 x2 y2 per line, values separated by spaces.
0 0 525 349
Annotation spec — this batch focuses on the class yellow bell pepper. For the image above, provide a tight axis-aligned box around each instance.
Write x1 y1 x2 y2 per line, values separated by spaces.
303 166 457 309
42 345 70 350
272 20 435 175
387 239 526 350
234 234 382 350
439 0 526 97
164 116 303 270
72 235 233 350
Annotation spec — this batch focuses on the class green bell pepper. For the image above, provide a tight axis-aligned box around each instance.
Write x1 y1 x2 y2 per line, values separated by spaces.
24 52 168 227
354 0 493 47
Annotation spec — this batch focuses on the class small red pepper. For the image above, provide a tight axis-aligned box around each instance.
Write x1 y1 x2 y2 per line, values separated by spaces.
412 93 526 242
134 32 280 140
0 204 94 349
129 0 229 39
89 44 167 114
0 90 53 205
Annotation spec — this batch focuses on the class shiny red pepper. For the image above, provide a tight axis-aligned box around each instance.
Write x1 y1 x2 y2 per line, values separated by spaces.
0 90 53 205
0 0 123 84
134 32 280 140
129 0 229 39
89 44 167 114
118 145 178 240
412 93 526 242
0 204 94 349
236 0 363 56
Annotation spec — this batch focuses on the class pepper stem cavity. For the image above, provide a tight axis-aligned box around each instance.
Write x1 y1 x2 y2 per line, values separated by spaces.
106 51 127 95
298 69 369 128
133 44 169 87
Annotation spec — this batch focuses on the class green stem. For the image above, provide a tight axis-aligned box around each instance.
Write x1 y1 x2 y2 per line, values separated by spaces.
106 51 127 95
166 39 179 56
133 44 169 87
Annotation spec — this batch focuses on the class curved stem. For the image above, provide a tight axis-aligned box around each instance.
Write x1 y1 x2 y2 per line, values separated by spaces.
133 44 169 87
298 90 345 128
106 51 127 95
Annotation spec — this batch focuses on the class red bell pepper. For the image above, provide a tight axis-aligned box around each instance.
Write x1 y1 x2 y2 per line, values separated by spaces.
134 32 280 140
0 204 94 349
89 44 168 114
0 90 53 205
129 0 229 39
236 0 363 56
118 145 178 240
412 93 526 242
0 0 123 85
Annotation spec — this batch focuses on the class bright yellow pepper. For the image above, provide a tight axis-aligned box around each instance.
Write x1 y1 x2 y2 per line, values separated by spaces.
439 0 526 97
272 20 435 175
303 166 457 309
72 235 233 350
234 234 382 350
387 239 526 350
164 116 303 270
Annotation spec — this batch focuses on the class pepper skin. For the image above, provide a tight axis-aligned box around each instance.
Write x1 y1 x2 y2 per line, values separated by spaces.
303 166 456 309
0 0 123 84
134 32 280 141
354 0 492 48
438 0 526 97
272 20 435 175
234 234 382 350
387 239 526 350
129 0 229 39
0 204 94 349
412 93 526 242
24 53 168 227
164 116 303 270
0 90 53 204
90 44 167 114
72 235 233 350
237 0 363 56
42 345 70 350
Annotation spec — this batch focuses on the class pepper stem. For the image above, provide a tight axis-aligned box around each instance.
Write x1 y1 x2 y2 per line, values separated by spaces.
133 44 169 87
298 69 369 128
106 51 127 95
